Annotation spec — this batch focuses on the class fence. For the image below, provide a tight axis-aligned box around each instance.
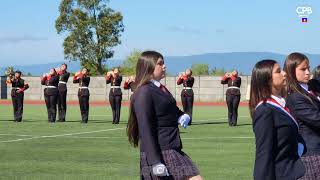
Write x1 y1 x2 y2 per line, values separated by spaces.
0 76 251 102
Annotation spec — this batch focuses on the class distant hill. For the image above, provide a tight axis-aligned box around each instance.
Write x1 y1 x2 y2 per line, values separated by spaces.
1 52 319 76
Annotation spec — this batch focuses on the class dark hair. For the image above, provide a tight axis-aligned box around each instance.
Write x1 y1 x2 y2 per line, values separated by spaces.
50 68 57 75
283 52 312 103
127 51 164 147
61 63 67 68
15 70 22 75
249 59 277 118
313 65 320 79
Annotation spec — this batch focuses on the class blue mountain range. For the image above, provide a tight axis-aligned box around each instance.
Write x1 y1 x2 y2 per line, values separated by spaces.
1 52 319 76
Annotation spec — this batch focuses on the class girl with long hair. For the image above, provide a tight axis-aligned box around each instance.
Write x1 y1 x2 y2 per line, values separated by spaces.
284 53 320 180
127 51 202 180
250 59 305 179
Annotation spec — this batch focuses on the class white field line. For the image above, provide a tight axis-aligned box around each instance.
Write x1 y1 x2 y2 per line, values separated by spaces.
51 136 254 140
195 116 250 122
182 136 254 140
0 134 34 137
0 127 126 143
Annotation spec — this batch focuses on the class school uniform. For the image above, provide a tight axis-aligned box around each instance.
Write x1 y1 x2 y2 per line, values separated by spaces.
73 75 90 123
6 77 29 122
287 84 320 180
41 75 59 122
132 80 199 180
253 95 305 180
124 81 134 92
177 76 194 125
57 71 70 122
106 75 122 124
221 75 241 126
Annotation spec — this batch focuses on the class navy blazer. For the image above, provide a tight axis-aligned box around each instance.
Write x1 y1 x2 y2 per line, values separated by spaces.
253 103 305 180
132 82 184 165
287 91 320 156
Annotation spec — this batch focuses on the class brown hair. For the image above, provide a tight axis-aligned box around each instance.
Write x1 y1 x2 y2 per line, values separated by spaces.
127 51 164 147
249 60 277 118
283 52 312 103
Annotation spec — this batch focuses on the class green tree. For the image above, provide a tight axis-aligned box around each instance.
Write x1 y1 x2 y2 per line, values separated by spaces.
191 64 209 75
120 49 141 75
4 66 14 76
55 0 124 75
210 67 226 76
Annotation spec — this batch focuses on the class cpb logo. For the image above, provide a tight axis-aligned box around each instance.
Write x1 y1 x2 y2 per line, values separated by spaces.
296 6 312 17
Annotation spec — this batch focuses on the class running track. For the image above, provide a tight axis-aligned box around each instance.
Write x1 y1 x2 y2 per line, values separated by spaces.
0 100 249 107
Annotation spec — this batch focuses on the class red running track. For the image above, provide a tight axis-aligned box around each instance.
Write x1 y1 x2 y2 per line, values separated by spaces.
0 100 249 107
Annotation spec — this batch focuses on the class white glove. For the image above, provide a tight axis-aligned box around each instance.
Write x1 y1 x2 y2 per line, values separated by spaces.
178 114 190 128
298 143 304 157
152 163 169 176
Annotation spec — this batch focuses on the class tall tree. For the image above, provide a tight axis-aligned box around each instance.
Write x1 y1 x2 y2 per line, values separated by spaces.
55 0 124 75
4 66 14 76
120 49 141 75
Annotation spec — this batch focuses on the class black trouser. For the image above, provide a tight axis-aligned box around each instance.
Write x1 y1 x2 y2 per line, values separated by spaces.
11 93 24 122
78 95 89 123
181 94 194 125
226 95 240 126
109 95 122 124
57 90 67 121
45 94 58 122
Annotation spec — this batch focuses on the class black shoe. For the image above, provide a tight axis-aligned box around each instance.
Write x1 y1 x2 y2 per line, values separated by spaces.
57 120 65 122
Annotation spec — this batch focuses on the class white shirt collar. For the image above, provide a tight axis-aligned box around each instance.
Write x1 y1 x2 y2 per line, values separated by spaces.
150 79 161 88
271 95 286 108
300 83 309 92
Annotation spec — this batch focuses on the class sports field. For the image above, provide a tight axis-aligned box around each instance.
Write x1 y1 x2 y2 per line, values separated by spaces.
0 103 255 180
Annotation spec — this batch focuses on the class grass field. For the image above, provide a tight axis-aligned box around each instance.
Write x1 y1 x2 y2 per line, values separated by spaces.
0 104 255 180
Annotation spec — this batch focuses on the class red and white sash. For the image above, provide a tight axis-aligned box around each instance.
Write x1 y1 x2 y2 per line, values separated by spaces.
256 98 299 128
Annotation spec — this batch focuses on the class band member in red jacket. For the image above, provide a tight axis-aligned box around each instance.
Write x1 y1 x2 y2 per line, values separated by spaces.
177 69 194 125
124 75 135 92
41 68 59 122
73 68 90 123
221 70 241 126
106 68 123 124
56 63 70 122
6 70 29 122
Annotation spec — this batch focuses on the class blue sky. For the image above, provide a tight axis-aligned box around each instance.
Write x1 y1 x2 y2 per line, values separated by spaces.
0 0 319 66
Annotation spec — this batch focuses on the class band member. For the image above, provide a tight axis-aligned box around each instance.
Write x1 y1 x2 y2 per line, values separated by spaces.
6 71 29 122
221 70 241 126
177 69 194 125
284 53 320 180
250 59 305 180
106 68 122 124
56 63 70 122
73 68 90 123
41 68 59 123
124 75 135 92
127 51 202 180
